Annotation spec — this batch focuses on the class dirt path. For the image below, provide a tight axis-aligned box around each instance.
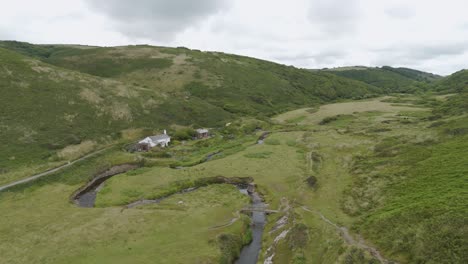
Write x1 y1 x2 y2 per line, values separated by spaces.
0 148 109 192
209 211 241 230
301 206 394 264
306 152 313 172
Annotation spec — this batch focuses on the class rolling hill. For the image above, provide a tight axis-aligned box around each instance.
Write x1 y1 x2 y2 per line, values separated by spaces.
0 41 381 172
321 66 441 92
432 69 468 115
433 69 468 93
0 41 467 264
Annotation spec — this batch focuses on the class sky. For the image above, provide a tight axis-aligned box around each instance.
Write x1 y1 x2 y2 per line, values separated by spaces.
1 0 467 75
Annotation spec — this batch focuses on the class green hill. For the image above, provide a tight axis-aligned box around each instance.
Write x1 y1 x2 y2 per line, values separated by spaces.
322 66 440 92
0 46 233 170
381 66 442 82
0 41 381 172
432 69 468 115
39 44 382 114
433 69 468 93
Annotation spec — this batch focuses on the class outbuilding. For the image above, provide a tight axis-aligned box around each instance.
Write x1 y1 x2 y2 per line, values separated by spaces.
195 129 210 139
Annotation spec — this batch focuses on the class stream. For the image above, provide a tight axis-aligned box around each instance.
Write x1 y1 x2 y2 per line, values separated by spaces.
236 187 266 264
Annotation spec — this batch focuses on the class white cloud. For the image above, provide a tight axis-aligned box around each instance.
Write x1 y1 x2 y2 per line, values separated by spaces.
308 0 361 36
385 6 415 19
84 0 231 41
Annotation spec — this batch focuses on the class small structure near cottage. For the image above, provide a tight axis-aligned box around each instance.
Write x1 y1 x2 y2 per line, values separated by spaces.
195 128 210 139
138 130 171 149
134 142 151 152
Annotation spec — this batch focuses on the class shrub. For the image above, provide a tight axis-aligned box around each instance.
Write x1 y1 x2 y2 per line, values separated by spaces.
427 114 442 121
306 176 318 188
244 151 273 159
173 128 197 140
444 127 468 136
319 116 339 125
217 216 251 264
287 223 309 249
142 151 172 159
286 140 298 147
265 138 280 145
428 121 445 128
367 128 392 133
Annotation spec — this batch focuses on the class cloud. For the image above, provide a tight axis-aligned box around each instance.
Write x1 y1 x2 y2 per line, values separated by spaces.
0 25 19 40
461 22 468 30
274 50 346 66
385 6 415 19
372 43 468 66
307 0 360 36
84 0 231 41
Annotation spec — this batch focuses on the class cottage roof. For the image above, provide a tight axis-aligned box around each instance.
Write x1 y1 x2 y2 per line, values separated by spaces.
149 134 170 141
196 129 209 134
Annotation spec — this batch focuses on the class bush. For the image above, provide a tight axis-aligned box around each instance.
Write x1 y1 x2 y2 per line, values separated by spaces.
428 121 445 128
287 223 309 249
264 138 280 145
319 116 339 125
444 127 468 136
427 114 442 121
306 176 318 188
217 216 252 264
142 151 172 159
244 151 273 159
173 128 197 140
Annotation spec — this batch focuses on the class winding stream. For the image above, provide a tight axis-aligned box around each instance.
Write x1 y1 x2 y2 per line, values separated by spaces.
72 165 265 264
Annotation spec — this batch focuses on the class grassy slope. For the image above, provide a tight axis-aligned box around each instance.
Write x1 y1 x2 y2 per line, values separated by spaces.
381 66 442 82
0 46 232 176
338 90 467 262
432 69 468 115
268 94 467 263
0 41 383 181
433 69 468 93
39 44 382 115
323 66 438 92
359 131 468 263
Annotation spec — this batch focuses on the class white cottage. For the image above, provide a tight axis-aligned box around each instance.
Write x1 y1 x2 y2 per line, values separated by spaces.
139 130 171 148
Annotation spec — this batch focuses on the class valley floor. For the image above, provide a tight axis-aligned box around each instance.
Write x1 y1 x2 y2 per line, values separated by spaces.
0 95 466 264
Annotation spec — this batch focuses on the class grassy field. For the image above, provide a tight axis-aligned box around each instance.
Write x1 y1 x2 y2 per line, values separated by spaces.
1 80 466 263
0 148 252 263
96 132 306 208
273 97 428 125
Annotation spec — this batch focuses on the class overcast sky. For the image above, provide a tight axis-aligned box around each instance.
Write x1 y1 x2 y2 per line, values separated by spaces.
1 0 467 75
